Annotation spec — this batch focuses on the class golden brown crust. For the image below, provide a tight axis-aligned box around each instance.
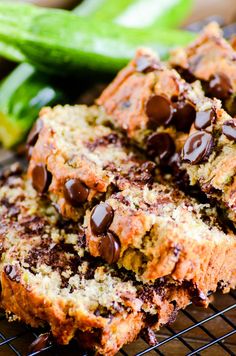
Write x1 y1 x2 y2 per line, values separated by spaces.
97 48 189 144
170 23 236 88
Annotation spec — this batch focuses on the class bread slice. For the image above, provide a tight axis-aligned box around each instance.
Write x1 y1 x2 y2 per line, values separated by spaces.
0 166 193 356
170 23 236 115
97 48 236 226
27 105 156 221
26 104 236 292
85 181 236 295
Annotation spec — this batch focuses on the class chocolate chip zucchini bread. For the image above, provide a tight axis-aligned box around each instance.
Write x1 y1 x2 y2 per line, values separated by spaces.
27 104 236 292
170 23 236 116
27 104 156 220
0 167 195 356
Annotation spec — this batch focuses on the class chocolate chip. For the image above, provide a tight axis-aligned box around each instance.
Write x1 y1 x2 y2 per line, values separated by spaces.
27 119 43 146
90 203 114 235
28 333 52 355
168 152 181 173
192 290 208 307
222 120 236 140
140 161 156 174
182 131 214 164
206 73 233 100
136 56 159 73
194 109 215 130
172 101 196 132
99 232 120 264
32 164 52 194
174 66 196 83
64 179 89 207
147 132 176 163
146 95 173 128
140 328 157 346
4 265 20 283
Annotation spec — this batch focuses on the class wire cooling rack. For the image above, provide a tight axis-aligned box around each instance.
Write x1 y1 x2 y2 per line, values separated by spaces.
0 149 236 355
0 291 235 355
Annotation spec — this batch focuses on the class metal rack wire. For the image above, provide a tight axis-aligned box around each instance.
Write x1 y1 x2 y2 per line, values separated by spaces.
0 291 234 355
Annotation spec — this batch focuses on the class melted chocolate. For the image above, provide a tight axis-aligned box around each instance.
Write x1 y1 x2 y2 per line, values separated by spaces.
194 109 215 130
4 265 20 283
64 179 89 206
99 232 121 264
32 164 52 194
90 203 114 236
147 132 176 163
173 101 196 132
206 72 233 100
27 119 43 146
182 131 214 164
222 120 236 140
28 333 52 354
146 95 173 128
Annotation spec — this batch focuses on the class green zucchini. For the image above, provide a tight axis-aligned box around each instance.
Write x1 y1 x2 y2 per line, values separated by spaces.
75 0 192 29
0 0 193 148
0 63 65 148
0 2 195 75
0 0 138 148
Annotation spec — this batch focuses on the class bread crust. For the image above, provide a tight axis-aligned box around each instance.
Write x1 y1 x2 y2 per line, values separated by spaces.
170 23 236 93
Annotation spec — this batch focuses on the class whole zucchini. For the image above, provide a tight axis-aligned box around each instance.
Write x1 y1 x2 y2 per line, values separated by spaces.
0 0 193 148
0 2 195 75
76 0 192 29
0 63 65 148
